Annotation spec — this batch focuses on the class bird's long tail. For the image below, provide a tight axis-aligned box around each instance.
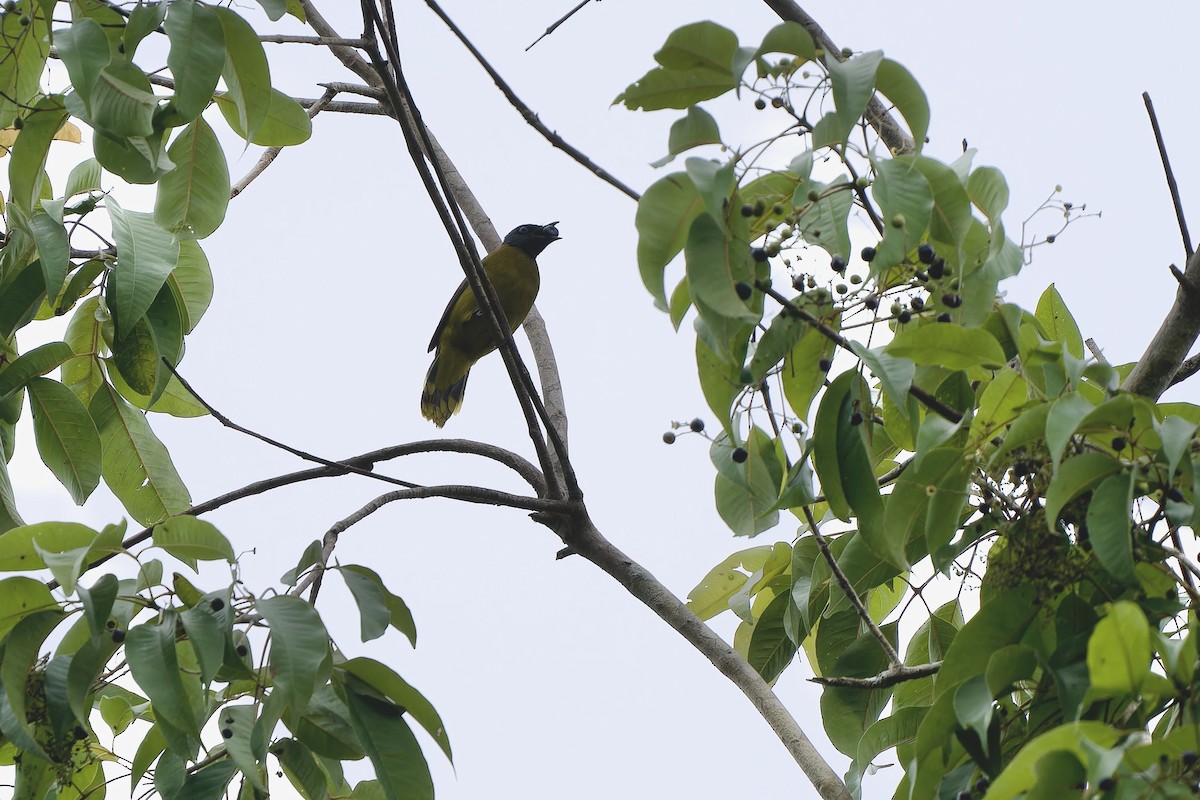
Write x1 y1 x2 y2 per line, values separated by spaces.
421 354 470 427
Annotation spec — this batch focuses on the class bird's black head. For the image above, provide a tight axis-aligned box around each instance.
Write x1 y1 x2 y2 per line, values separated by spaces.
503 222 561 258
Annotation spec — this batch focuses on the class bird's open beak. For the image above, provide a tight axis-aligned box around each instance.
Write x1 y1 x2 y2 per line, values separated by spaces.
544 221 562 240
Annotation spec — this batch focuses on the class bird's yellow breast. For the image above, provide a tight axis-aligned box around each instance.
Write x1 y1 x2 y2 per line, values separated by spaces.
437 244 541 361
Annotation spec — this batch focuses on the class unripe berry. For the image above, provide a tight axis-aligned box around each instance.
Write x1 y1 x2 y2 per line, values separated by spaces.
662 431 676 444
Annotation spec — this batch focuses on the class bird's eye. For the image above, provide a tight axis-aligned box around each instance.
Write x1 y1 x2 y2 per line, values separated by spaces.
517 225 534 235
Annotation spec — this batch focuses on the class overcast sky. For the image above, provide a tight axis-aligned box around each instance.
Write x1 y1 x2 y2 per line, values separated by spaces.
12 2 1200 798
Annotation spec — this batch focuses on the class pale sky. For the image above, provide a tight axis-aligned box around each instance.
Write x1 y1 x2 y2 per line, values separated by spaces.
10 2 1200 798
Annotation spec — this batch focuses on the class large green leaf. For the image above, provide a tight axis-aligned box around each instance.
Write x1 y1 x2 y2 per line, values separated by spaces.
107 196 181 339
8 97 67 214
684 212 757 325
153 515 235 571
0 4 49 129
126 612 201 757
257 595 330 716
168 240 214 333
635 172 701 308
88 383 191 524
1086 471 1137 586
887 324 1006 370
934 585 1037 697
342 678 434 800
869 156 933 272
1044 452 1121 531
27 377 102 505
1086 600 1150 696
747 590 801 682
796 176 853 261
874 58 929 151
825 50 884 145
214 7 272 142
341 657 452 764
61 296 106 405
214 88 313 147
1035 283 1084 359
90 58 158 137
154 117 230 240
913 156 973 246
164 0 225 121
0 341 74 397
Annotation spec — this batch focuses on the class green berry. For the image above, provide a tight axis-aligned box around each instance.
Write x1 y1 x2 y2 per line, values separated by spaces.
806 189 820 202
662 431 676 444
890 213 905 228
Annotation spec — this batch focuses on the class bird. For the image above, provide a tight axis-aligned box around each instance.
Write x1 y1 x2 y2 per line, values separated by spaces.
421 222 561 426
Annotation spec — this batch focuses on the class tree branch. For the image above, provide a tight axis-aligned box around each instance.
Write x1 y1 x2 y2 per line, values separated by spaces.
1143 92 1192 258
803 507 903 668
811 661 940 689
424 0 640 201
1122 248 1200 398
231 89 337 198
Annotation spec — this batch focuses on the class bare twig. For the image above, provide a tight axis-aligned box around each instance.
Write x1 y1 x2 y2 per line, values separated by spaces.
1122 248 1200 398
803 507 903 668
1143 92 1193 258
1084 337 1108 365
526 0 595 50
811 661 940 688
1169 352 1200 388
259 34 370 47
424 0 639 201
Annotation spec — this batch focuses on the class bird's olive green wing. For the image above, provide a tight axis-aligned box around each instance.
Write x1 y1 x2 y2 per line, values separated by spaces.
428 278 472 352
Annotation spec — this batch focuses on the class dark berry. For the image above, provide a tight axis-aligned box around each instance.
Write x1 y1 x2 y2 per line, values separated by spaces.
1184 750 1198 766
917 243 935 264
974 778 989 792
751 248 768 262
770 97 783 108
860 246 876 262
210 598 225 611
942 293 963 308
741 203 754 217
111 629 125 643
864 296 879 311
1111 436 1126 451
772 204 785 216
1046 234 1056 244
849 412 863 426
830 256 846 273
236 644 248 657
1167 487 1185 502
662 431 676 445
928 258 945 279
915 271 929 282
17 13 28 26
12 116 21 129
731 447 748 464
936 313 952 323
106 619 116 629
689 418 705 433
910 296 925 311
792 275 805 291
222 728 233 739
955 793 970 800
73 726 87 740
897 311 912 324
818 358 832 372
754 98 766 110
735 282 753 300
1098 776 1116 791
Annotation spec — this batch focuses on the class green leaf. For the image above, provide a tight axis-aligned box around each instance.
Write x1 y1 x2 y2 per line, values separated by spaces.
694 329 740 429
214 88 312 146
1086 471 1137 586
256 595 330 715
668 276 691 330
913 156 973 246
635 172 701 308
713 428 782 536
338 565 393 643
985 721 1123 800
94 126 175 184
1044 392 1096 468
55 18 110 111
782 312 839 421
686 546 770 620
153 515 235 570
796 176 853 262
341 657 453 764
0 5 49 129
272 739 329 800
62 296 106 405
684 212 757 324
747 591 801 682
824 50 884 140
874 58 929 152
111 314 160 395
0 520 97 572
813 373 860 516
869 156 933 272
1086 601 1150 696
749 310 809 383
107 196 181 339
1157 414 1197 478
685 156 736 224
29 212 70 302
91 59 158 137
154 117 231 240
126 612 201 757
888 324 1005 370
1044 452 1121 531
970 369 1027 443
9 97 67 214
342 679 434 800
88 383 191 525
168 240 214 333
1 609 63 760
0 258 47 339
0 341 73 397
934 585 1037 697
756 22 816 61
164 0 225 121
1035 283 1084 359
27 377 102 504
967 166 1009 222
651 106 721 166
65 157 102 200
654 21 738 72
851 342 914 416
175 760 236 800
614 65 737 111
214 7 272 142
124 1 168 58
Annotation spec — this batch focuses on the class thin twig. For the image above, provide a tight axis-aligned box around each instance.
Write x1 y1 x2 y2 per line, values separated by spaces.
1143 92 1193 258
803 507 904 668
810 661 940 688
231 89 337 198
165 359 421 490
1084 337 1108 365
424 0 640 201
1169 352 1200 388
526 0 594 50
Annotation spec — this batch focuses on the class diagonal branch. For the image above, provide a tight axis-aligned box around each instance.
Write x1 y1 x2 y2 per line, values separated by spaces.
1122 248 1200 398
1143 92 1192 258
